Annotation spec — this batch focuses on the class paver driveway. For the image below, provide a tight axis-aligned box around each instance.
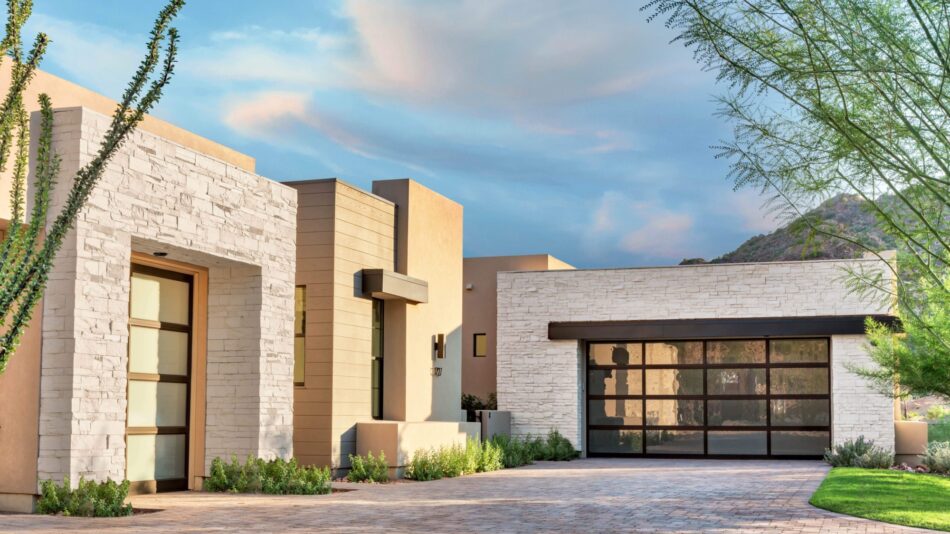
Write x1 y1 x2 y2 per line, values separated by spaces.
0 458 935 533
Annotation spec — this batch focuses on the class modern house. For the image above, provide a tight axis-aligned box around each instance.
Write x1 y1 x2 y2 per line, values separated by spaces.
462 255 573 401
496 257 898 458
0 70 474 512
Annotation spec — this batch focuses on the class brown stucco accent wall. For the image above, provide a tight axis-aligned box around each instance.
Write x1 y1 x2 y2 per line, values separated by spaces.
462 255 573 400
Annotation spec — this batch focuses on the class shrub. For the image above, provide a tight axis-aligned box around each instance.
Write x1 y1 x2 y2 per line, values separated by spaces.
823 436 893 468
205 455 331 495
492 431 578 467
492 435 532 468
37 477 132 517
921 441 950 474
437 444 468 478
476 439 504 472
347 451 389 483
405 449 443 481
544 430 580 461
926 405 950 421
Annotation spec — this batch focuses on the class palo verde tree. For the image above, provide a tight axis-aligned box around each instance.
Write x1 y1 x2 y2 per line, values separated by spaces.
0 0 183 374
646 0 950 398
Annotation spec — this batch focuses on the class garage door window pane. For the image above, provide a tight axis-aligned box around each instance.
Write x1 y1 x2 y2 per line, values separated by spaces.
645 399 704 426
708 431 767 455
771 399 830 426
708 400 767 426
588 369 642 396
646 369 703 395
646 430 704 454
645 342 702 364
708 368 767 395
707 340 765 364
770 339 828 363
589 429 643 454
589 399 642 426
770 368 829 394
771 431 830 455
589 343 642 366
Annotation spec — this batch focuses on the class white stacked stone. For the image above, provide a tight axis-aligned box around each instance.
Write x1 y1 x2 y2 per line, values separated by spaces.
496 259 896 451
36 107 297 486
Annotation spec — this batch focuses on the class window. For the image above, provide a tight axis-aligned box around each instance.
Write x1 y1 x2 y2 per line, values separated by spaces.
473 333 487 357
371 299 383 420
294 286 305 386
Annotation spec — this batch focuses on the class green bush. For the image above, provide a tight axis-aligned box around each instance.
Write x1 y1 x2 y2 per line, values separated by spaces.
405 449 443 481
921 441 950 474
476 438 504 472
37 477 132 517
926 405 950 421
823 436 893 468
492 430 579 467
205 455 331 495
347 451 389 483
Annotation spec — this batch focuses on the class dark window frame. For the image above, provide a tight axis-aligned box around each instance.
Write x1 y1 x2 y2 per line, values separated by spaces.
294 285 306 387
585 337 831 459
371 299 384 420
473 333 487 357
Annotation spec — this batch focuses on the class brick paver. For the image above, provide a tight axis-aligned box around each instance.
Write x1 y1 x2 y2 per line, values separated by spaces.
0 459 934 533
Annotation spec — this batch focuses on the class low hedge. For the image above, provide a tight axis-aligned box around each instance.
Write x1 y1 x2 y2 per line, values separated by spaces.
205 455 332 495
37 477 132 517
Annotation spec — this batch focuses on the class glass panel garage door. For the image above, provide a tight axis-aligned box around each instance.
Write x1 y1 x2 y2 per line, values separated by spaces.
586 339 830 458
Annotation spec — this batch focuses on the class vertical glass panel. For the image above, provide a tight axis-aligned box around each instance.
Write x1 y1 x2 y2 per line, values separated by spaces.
645 430 704 454
707 369 767 395
588 369 642 396
371 299 383 359
589 399 643 426
128 381 187 427
127 434 186 481
708 400 767 426
294 337 305 385
589 429 643 454
770 339 829 363
294 286 306 335
771 431 830 455
130 273 190 324
645 399 704 426
707 340 765 364
645 369 703 395
474 334 487 357
589 343 642 366
771 399 831 426
708 431 767 455
645 342 702 365
129 326 188 375
770 368 829 394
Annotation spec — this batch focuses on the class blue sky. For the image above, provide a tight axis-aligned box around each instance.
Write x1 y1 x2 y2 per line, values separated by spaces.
25 0 780 268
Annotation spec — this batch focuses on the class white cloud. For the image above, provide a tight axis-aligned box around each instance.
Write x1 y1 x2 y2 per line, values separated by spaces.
621 212 694 257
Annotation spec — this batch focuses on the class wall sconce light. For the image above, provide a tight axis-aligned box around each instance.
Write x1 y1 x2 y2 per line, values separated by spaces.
434 333 445 359
465 283 473 291
431 367 442 377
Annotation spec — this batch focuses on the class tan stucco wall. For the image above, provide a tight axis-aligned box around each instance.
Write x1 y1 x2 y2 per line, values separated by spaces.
0 64 254 221
356 420 479 477
373 180 464 423
0 299 42 498
288 179 396 468
462 255 573 400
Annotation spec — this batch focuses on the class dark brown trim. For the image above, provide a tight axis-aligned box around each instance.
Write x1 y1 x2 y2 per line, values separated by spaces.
131 263 193 283
130 317 190 332
127 426 188 435
554 315 897 341
128 372 189 383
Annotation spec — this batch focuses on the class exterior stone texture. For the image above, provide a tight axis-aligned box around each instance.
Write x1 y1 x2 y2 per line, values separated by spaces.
496 258 895 452
36 107 297 486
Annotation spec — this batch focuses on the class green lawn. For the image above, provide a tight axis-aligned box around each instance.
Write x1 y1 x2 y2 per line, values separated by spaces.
810 468 950 531
932 421 950 443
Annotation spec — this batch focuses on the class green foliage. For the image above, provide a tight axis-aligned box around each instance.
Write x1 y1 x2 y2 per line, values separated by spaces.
346 451 389 483
0 0 184 374
931 421 950 444
491 430 579 468
404 438 508 481
205 455 331 495
810 468 950 531
461 393 497 421
823 436 893 469
474 438 504 472
927 405 950 421
921 442 950 475
404 449 444 481
647 0 950 399
36 476 132 517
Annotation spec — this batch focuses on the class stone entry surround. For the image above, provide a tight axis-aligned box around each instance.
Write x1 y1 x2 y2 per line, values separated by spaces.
0 459 931 532
35 107 297 486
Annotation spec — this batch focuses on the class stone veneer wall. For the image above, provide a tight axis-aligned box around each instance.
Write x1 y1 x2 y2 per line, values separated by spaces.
36 107 297 485
496 258 896 452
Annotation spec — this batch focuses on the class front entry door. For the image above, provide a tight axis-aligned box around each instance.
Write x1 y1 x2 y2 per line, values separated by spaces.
127 264 193 493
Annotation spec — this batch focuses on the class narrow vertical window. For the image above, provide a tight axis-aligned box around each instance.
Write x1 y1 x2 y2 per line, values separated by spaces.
473 333 487 357
371 299 384 419
294 286 306 386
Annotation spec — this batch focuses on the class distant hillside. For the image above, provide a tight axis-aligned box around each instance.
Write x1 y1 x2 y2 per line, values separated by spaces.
681 194 896 265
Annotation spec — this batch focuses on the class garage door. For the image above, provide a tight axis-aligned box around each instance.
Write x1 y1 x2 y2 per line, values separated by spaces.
586 338 830 458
